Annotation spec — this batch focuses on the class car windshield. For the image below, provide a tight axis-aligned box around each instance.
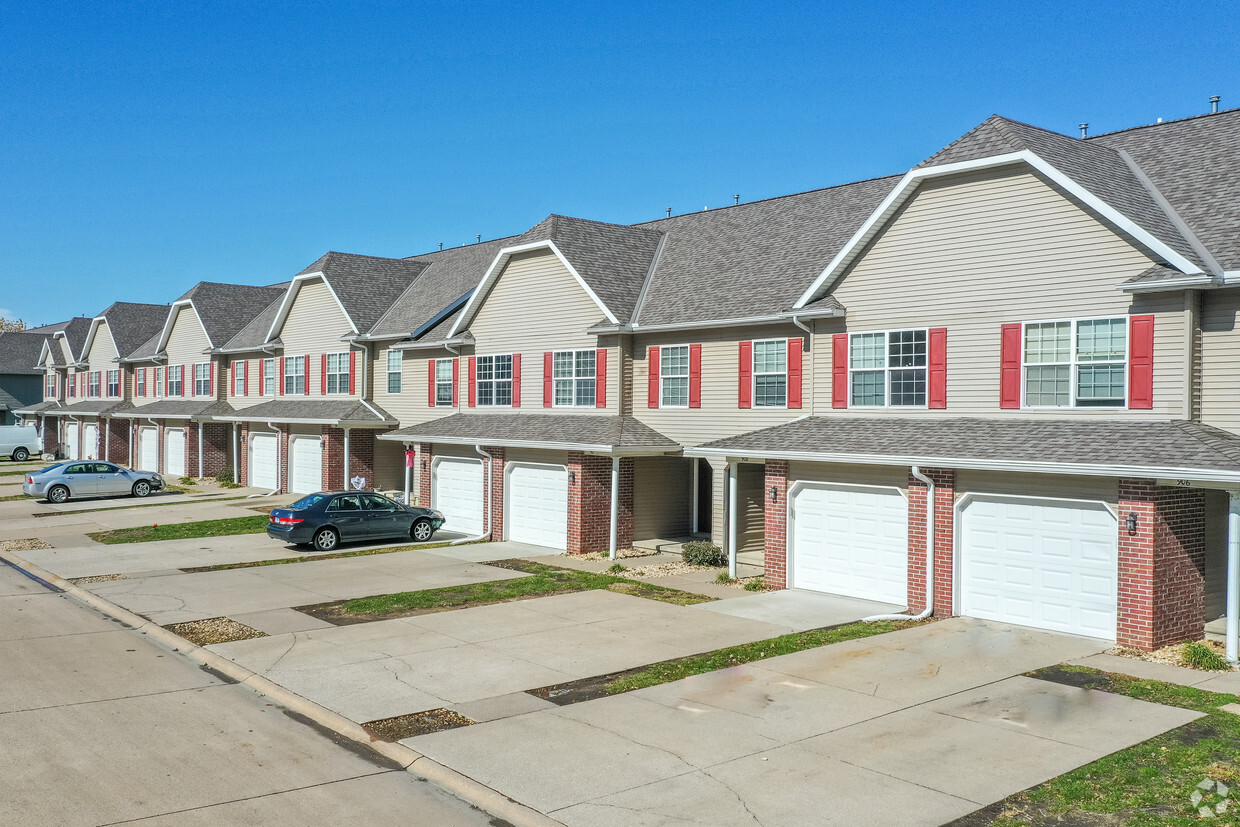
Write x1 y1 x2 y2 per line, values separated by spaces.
289 494 327 509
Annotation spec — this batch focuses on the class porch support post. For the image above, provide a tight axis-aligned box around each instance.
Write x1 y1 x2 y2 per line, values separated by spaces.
609 455 619 560
727 460 738 580
1228 490 1239 664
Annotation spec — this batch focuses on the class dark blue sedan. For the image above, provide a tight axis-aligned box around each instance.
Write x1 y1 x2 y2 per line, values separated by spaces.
267 491 445 551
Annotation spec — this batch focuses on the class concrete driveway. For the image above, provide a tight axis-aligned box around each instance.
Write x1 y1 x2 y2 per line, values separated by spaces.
408 618 1201 825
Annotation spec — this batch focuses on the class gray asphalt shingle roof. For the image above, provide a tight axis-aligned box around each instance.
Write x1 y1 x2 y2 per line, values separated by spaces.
213 399 395 424
97 302 170 360
220 292 286 352
175 282 289 348
109 400 236 419
296 252 427 333
379 412 679 451
0 331 54 375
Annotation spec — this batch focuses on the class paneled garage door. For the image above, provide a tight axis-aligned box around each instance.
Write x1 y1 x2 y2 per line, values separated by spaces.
507 463 568 550
790 482 908 604
83 423 99 460
959 496 1117 640
289 436 322 495
65 425 80 460
164 429 186 477
433 457 484 535
137 427 159 472
249 433 278 491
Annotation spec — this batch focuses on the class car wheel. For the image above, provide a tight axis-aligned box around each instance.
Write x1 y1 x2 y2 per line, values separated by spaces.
410 518 434 542
312 527 339 552
132 480 151 498
47 485 69 504
12 448 29 462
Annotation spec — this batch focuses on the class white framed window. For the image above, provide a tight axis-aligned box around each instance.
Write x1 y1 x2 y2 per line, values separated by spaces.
1023 317 1127 408
135 369 145 397
435 359 454 406
193 363 211 396
88 372 101 398
68 371 76 398
386 350 402 394
752 340 786 408
283 356 304 395
232 361 246 396
660 345 689 408
107 370 120 397
167 365 183 396
154 367 163 398
476 354 513 406
261 358 275 396
849 329 928 407
553 350 595 407
325 352 350 394
46 373 56 399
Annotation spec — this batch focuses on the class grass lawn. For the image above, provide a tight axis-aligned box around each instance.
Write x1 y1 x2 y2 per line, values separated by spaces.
980 666 1240 826
88 515 272 544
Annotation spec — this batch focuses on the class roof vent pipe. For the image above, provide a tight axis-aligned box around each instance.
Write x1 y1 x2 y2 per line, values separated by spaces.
1211 95 1221 114
733 194 740 205
438 242 443 251
1079 122 1089 138
475 234 481 244
665 207 671 218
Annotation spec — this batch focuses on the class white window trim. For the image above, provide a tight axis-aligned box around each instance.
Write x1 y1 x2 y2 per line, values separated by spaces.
475 353 515 408
386 350 402 394
232 361 246 396
135 370 145 398
193 362 212 397
325 352 351 396
107 369 121 398
154 367 163 398
261 358 275 397
658 345 690 409
751 338 788 409
1019 315 1131 410
88 372 101 398
435 359 454 407
847 327 930 409
551 349 597 408
283 356 305 395
167 365 184 396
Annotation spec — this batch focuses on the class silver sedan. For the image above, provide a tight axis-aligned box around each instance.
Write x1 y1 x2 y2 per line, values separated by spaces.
23 461 165 504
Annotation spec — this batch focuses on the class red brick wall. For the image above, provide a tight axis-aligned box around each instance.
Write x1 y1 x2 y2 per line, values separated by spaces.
201 423 229 479
104 418 129 465
566 452 632 554
764 460 789 589
907 468 955 616
322 427 375 491
617 457 635 550
187 424 200 477
278 425 290 493
157 423 165 474
485 446 505 540
238 424 249 486
42 416 60 456
1118 479 1206 650
418 442 432 507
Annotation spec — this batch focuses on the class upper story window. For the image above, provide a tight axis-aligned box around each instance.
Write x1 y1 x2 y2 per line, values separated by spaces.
167 365 183 396
107 370 120 398
435 359 454 406
232 361 246 396
45 373 56 399
283 356 304 395
660 346 689 408
154 367 163 397
261 358 275 396
1023 317 1126 408
850 329 927 407
88 372 101 398
193 363 211 396
325 352 350 394
68 371 76 398
477 354 513 406
386 350 402 394
553 350 595 407
752 340 786 407
135 369 145 397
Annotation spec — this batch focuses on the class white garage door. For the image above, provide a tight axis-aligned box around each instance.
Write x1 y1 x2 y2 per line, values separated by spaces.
791 483 909 603
507 463 568 550
164 428 186 477
83 423 99 460
289 436 322 495
433 457 484 536
249 433 278 491
960 496 1117 640
137 427 159 472
65 425 80 460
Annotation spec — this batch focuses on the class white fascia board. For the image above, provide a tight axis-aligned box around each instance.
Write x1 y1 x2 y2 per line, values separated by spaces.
372 431 673 454
1119 275 1218 293
155 300 193 355
265 273 358 343
391 338 471 351
79 317 105 365
1222 272 1240 285
587 308 845 336
682 445 1240 484
794 150 1203 308
212 413 394 426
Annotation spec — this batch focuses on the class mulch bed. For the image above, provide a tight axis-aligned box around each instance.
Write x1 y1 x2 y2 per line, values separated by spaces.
163 617 268 646
361 708 476 741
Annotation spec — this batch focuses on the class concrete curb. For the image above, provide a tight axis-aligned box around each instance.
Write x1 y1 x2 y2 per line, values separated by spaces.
0 550 563 827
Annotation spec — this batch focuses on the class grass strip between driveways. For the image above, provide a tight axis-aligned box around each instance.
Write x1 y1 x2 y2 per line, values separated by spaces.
966 665 1240 827
87 515 271 544
28 494 250 516
299 560 715 625
180 540 467 573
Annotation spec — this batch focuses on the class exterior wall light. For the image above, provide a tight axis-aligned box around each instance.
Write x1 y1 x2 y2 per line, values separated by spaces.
569 471 577 484
770 486 779 503
1126 512 1139 535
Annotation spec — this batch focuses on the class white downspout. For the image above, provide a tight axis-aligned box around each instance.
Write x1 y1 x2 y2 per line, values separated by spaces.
865 465 935 622
451 444 493 545
197 420 204 480
103 418 110 461
727 461 738 580
127 420 134 468
1227 491 1239 664
690 458 699 535
343 427 351 490
609 455 620 560
403 442 412 505
231 423 238 484
245 421 280 498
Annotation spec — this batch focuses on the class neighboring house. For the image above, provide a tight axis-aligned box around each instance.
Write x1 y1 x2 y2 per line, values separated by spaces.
0 331 55 425
17 317 92 455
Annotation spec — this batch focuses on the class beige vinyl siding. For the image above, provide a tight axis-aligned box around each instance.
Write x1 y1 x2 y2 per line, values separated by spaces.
465 250 618 415
372 349 459 426
789 461 908 492
372 439 405 492
162 307 216 400
737 462 766 556
1203 488 1228 620
633 326 810 447
58 338 73 364
223 357 269 410
1200 287 1240 433
84 323 120 373
280 279 357 398
954 470 1118 507
633 456 692 540
812 166 1181 418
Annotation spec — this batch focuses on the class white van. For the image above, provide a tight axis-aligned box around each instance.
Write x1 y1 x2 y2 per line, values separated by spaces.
0 425 40 461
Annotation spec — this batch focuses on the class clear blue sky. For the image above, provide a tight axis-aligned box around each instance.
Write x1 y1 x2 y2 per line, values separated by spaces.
3 0 1237 326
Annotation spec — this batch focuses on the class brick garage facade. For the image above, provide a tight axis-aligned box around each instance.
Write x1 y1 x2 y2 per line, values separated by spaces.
486 447 505 540
322 427 377 491
907 468 955 616
186 423 229 478
417 443 432 507
566 452 633 554
103 418 129 464
238 424 249 485
763 460 789 589
42 416 60 456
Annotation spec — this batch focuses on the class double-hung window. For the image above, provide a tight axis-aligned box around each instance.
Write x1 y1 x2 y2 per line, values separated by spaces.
1023 317 1126 407
194 363 211 396
553 350 595 407
154 367 163 397
68 372 76 398
752 340 787 407
386 350 402 394
660 346 689 407
261 359 275 396
283 356 304 395
135 369 146 397
167 365 183 396
325 352 350 394
107 370 120 397
88 372 101 398
435 359 454 406
849 329 927 406
46 373 56 399
232 361 246 396
477 354 513 406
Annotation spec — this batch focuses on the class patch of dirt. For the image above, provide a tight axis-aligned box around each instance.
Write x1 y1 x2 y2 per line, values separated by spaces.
69 573 127 584
481 558 549 573
1026 665 1113 691
0 538 54 552
605 581 714 605
297 585 589 626
1106 641 1239 673
947 800 1143 826
527 667 655 706
361 708 475 741
580 548 660 562
163 617 268 646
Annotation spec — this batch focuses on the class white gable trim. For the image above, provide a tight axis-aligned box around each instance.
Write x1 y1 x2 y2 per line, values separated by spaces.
794 150 1203 308
266 273 359 342
448 240 619 337
154 300 211 354
80 317 122 366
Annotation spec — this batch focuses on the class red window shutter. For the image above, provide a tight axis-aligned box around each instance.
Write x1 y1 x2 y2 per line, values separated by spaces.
595 348 607 408
242 362 249 397
738 341 753 409
689 344 702 408
349 351 357 395
278 357 285 396
832 334 849 409
209 361 215 397
321 354 328 394
512 354 521 407
451 358 459 407
1128 314 1155 409
1000 323 1022 409
787 338 804 409
467 357 477 407
427 359 436 407
543 352 553 407
181 365 187 398
647 346 660 408
928 328 947 409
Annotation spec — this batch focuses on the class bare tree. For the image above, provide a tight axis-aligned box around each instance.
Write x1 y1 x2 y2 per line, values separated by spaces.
0 318 26 332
